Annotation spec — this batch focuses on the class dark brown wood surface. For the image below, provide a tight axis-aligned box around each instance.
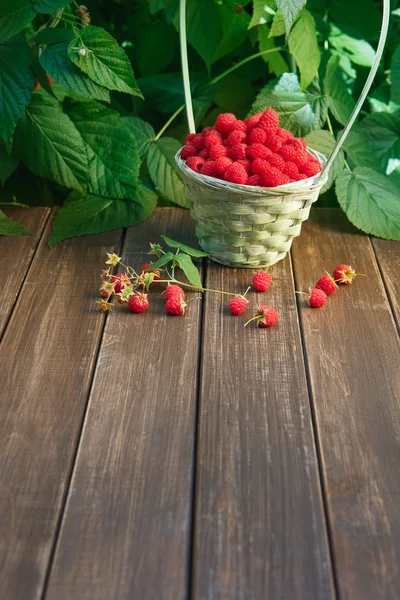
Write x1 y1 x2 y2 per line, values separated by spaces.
0 208 49 338
0 218 122 600
192 255 335 599
45 210 203 600
292 210 400 600
371 238 400 331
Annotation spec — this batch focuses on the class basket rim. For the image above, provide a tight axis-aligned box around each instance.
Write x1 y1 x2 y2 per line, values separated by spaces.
175 147 329 196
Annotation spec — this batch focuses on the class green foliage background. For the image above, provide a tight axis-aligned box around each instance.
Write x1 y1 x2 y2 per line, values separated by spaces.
0 0 400 243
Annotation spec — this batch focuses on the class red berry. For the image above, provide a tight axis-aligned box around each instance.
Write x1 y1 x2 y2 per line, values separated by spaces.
333 264 357 285
293 173 308 181
236 159 251 174
215 113 236 136
288 137 307 151
252 271 272 292
229 295 249 315
186 156 206 173
245 112 263 131
276 128 294 142
249 127 267 144
164 284 185 301
265 134 284 153
315 274 337 295
227 130 247 147
204 130 222 149
257 305 279 328
213 156 232 178
301 159 321 177
246 143 272 161
278 144 308 167
223 162 248 185
258 108 279 135
262 167 286 187
129 292 149 313
201 161 217 177
247 174 262 186
190 133 205 151
165 296 187 315
231 119 247 133
185 133 196 145
202 126 214 137
251 158 270 177
141 262 161 280
308 288 327 308
209 144 227 160
181 144 197 160
198 148 209 159
266 153 285 171
112 273 130 293
228 143 247 161
283 161 299 179
280 174 292 184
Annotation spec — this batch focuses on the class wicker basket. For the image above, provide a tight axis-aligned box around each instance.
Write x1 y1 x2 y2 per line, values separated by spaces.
176 0 389 268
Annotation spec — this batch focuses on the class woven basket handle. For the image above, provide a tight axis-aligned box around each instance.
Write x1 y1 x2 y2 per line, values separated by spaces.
179 0 391 176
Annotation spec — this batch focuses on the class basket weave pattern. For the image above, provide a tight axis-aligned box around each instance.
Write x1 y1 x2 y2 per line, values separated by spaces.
176 149 329 268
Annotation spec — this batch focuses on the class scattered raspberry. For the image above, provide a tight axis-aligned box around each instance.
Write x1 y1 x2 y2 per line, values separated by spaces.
141 262 161 280
308 288 327 308
258 108 279 135
129 292 149 313
247 174 262 186
251 158 270 177
198 148 209 159
190 133 205 151
229 295 249 315
185 133 196 145
214 156 233 177
224 162 248 185
112 273 130 293
201 161 217 177
262 166 286 187
246 143 272 161
247 305 279 328
283 161 299 179
245 112 263 131
301 159 321 177
315 274 337 295
181 144 197 160
276 128 294 142
278 144 308 167
231 119 248 133
186 156 205 173
204 130 222 149
266 153 285 171
209 144 228 160
249 127 267 144
165 296 187 315
236 159 251 174
164 284 185 301
228 143 247 161
265 134 284 153
333 264 357 285
227 130 247 147
252 271 272 292
215 113 236 136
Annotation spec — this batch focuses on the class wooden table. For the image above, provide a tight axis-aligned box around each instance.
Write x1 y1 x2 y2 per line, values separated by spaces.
1 207 399 600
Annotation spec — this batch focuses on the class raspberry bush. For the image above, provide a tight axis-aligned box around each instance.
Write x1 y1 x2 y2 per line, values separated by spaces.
0 0 399 241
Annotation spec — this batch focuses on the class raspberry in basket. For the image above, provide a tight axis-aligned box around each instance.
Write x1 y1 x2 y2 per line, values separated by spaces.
224 162 248 184
214 156 233 177
258 108 279 135
283 161 299 179
251 158 270 177
189 133 205 151
246 143 272 161
247 174 262 186
276 128 294 142
215 113 236 136
266 153 285 171
227 130 247 147
249 127 267 144
228 143 247 161
278 144 308 167
209 144 228 160
204 130 222 148
231 119 248 133
236 159 251 174
181 144 197 160
245 112 263 131
201 161 217 177
265 134 283 153
186 156 205 173
261 166 286 187
301 159 322 177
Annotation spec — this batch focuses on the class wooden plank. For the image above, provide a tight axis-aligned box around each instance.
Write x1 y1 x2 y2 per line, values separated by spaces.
371 237 400 331
192 255 335 598
291 209 400 600
0 207 49 338
0 219 122 600
45 209 202 600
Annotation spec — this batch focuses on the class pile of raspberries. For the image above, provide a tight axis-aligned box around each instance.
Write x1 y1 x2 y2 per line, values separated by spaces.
180 108 321 188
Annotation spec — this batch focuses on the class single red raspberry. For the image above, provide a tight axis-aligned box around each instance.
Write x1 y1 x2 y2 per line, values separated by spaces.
214 156 233 177
186 156 206 173
209 144 228 160
164 284 185 300
231 119 247 133
215 113 236 136
198 148 209 159
252 271 272 292
278 145 308 167
190 133 205 151
249 127 267 144
308 288 327 308
129 292 149 313
141 262 161 280
228 143 247 161
288 138 307 151
315 274 337 295
224 162 248 185
258 108 279 135
181 144 197 160
246 305 278 328
204 130 222 149
227 130 247 147
245 112 263 131
202 126 214 137
276 128 294 142
185 133 196 145
201 161 217 177
236 159 251 174
265 134 284 153
247 174 262 186
165 296 187 315
333 264 357 285
301 159 321 177
283 161 299 179
246 143 272 161
112 273 130 293
229 295 249 315
251 158 270 177
262 167 286 187
266 153 285 171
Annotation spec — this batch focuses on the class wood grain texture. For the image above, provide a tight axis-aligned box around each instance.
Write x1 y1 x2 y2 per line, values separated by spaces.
0 207 49 338
45 209 202 600
291 209 400 600
371 238 400 331
192 255 334 599
0 219 122 600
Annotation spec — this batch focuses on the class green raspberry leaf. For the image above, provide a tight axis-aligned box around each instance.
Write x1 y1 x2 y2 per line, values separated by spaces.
144 252 175 271
341 130 382 171
143 272 155 290
328 24 375 67
324 55 355 126
161 235 208 258
121 117 155 158
68 25 143 98
305 129 344 193
186 0 222 70
356 113 400 174
147 137 189 208
34 0 70 14
0 142 19 184
288 9 320 90
248 0 275 29
174 253 202 288
0 1 35 41
391 47 400 108
276 0 306 36
335 167 400 240
269 10 286 37
0 209 32 236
